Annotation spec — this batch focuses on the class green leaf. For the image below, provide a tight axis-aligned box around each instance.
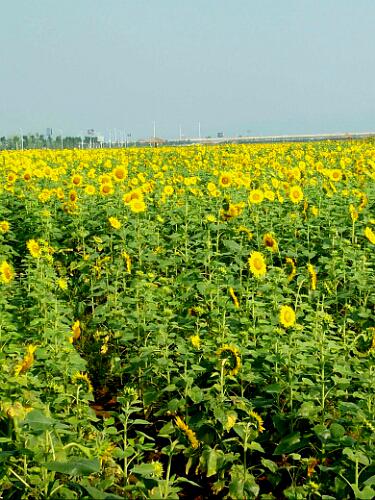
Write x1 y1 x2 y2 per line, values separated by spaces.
83 485 123 499
131 463 157 476
273 432 301 455
158 421 175 437
45 457 100 476
206 449 218 477
22 410 55 432
261 458 278 473
187 386 203 403
330 423 345 439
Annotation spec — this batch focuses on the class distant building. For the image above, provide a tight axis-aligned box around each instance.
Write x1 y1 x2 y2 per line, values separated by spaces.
217 132 224 138
138 137 166 147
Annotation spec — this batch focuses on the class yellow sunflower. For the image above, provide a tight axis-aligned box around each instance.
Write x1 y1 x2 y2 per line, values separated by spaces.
279 305 296 328
263 233 278 252
289 185 304 204
248 251 267 278
108 216 122 229
27 239 42 258
218 172 232 188
216 344 241 376
0 261 15 284
364 226 375 244
0 221 10 233
129 199 146 213
249 189 264 204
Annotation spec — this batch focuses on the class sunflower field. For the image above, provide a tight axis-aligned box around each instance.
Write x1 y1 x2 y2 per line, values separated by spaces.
0 141 374 499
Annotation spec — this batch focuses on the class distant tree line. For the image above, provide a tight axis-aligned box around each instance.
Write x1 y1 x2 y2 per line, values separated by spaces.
0 134 103 150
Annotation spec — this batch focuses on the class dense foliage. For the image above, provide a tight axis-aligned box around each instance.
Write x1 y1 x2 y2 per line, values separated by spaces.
0 141 374 499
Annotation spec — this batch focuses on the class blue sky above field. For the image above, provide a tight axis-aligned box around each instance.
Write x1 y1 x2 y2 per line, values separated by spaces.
1 0 374 139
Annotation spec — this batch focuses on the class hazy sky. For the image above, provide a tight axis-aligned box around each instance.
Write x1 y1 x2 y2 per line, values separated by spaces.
1 0 374 139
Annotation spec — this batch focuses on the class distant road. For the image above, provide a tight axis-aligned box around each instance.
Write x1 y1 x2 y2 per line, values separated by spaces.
179 131 375 145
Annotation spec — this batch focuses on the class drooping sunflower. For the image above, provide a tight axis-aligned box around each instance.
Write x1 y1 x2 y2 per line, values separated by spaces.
175 416 199 449
307 263 317 290
0 261 15 284
14 345 37 376
364 226 375 244
70 320 81 343
229 287 240 308
263 233 278 252
279 305 296 328
72 372 93 393
248 251 267 278
289 185 304 204
285 257 296 282
216 344 241 376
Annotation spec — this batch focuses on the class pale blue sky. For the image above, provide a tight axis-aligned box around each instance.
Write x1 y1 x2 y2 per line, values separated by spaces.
1 0 374 139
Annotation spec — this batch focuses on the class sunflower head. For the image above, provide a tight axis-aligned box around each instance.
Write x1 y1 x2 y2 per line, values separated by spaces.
248 251 267 278
289 185 303 204
216 344 241 376
279 305 296 328
263 233 278 252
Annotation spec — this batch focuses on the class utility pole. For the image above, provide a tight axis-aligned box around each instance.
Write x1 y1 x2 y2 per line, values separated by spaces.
59 129 63 149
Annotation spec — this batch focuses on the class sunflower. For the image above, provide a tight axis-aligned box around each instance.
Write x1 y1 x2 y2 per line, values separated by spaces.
108 216 122 229
84 185 96 196
27 239 42 258
71 174 83 186
123 189 143 204
70 320 81 342
216 344 241 376
249 188 264 204
129 199 146 213
163 185 174 196
349 204 358 222
279 305 296 328
190 334 201 349
122 251 132 273
69 190 78 203
248 251 267 278
307 263 317 290
289 185 304 204
229 287 240 308
0 220 10 233
0 261 15 284
175 416 199 449
263 233 278 252
249 410 265 433
112 165 127 182
329 169 342 182
285 257 296 282
72 372 93 393
14 345 37 376
218 172 232 188
364 226 375 244
99 183 114 196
